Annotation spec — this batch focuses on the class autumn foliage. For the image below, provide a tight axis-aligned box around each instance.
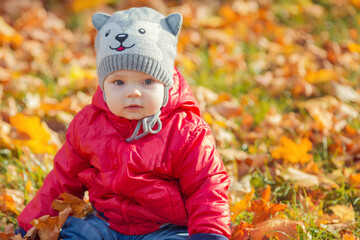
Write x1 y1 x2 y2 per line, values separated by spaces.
1 0 360 239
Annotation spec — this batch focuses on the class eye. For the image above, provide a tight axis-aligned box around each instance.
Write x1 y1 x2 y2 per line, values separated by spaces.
138 28 146 34
105 30 111 37
144 79 153 85
115 80 124 85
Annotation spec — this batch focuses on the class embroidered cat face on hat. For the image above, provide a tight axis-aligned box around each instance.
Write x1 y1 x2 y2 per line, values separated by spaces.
92 7 183 91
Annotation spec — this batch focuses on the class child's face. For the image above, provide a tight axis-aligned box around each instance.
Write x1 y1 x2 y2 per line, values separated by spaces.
103 70 164 120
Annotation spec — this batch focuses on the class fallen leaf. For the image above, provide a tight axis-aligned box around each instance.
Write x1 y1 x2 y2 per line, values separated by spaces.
211 101 242 119
230 186 254 222
51 192 89 218
349 173 360 188
0 189 25 215
329 204 355 222
333 82 360 103
0 16 23 47
305 69 337 84
230 221 252 240
30 205 71 240
248 185 287 224
9 113 59 153
342 232 357 240
30 215 61 240
249 218 306 240
283 167 319 188
71 0 115 12
271 136 312 164
348 42 360 53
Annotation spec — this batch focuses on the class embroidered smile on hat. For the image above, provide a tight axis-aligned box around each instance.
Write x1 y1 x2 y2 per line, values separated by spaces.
92 7 182 142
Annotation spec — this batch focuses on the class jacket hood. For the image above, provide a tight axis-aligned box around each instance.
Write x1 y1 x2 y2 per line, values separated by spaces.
92 67 201 122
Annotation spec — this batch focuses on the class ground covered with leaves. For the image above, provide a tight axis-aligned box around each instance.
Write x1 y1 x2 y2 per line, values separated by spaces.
1 0 360 239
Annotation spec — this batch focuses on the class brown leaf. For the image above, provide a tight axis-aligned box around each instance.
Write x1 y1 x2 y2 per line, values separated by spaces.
31 215 60 240
30 204 71 240
24 227 38 240
249 218 306 240
51 192 88 218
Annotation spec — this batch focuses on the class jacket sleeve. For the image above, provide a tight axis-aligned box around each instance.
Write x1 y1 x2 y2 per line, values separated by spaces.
173 124 231 239
17 113 90 232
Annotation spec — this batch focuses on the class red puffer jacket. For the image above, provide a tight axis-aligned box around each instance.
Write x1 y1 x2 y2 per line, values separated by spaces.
17 68 231 238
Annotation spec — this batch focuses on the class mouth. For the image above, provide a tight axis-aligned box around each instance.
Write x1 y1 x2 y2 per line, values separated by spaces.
125 105 143 110
109 43 135 52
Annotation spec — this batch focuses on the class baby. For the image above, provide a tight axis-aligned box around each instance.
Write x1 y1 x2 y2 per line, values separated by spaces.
17 7 231 240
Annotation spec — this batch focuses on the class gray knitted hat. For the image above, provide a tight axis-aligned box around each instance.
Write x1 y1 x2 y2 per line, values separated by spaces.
92 7 182 142
92 7 182 90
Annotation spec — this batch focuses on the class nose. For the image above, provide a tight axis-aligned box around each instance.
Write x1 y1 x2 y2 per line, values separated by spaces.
115 33 128 43
126 86 141 97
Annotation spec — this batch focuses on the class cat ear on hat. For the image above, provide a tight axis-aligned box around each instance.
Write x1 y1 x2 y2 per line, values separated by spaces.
165 13 183 37
92 12 111 31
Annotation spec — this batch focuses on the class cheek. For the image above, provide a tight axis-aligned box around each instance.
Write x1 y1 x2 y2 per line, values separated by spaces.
104 88 123 115
143 88 164 113
152 88 165 107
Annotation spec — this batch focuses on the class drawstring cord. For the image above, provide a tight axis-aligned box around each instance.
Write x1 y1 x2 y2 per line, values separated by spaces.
126 110 162 142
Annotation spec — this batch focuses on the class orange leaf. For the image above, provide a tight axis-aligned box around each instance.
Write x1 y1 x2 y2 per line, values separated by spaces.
0 189 24 215
231 187 255 222
261 185 271 203
248 186 287 224
342 233 357 240
0 17 22 47
271 136 312 164
349 173 360 188
230 221 252 240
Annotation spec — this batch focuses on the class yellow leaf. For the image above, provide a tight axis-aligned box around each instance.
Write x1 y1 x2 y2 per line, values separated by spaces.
271 136 312 164
329 205 355 222
9 113 58 154
203 112 214 125
348 43 360 53
26 180 35 194
71 0 114 12
305 69 337 84
10 114 50 142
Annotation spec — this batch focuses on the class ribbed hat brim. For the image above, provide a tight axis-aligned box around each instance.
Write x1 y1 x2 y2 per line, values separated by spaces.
98 53 173 89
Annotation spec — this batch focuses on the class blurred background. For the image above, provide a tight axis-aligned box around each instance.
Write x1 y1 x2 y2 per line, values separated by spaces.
1 0 360 238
